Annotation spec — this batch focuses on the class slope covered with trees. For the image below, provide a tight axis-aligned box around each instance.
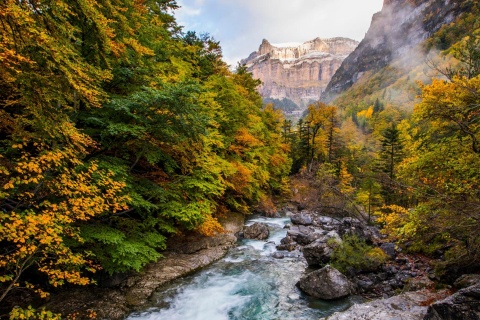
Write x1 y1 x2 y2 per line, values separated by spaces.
0 0 291 315
287 2 480 285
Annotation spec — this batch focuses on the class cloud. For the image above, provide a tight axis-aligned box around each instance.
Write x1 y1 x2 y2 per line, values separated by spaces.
175 0 384 66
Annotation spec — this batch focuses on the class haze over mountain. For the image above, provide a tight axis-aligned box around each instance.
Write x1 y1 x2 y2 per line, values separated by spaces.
323 0 474 107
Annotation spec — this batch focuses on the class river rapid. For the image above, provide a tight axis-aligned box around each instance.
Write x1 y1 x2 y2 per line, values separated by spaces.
126 216 360 320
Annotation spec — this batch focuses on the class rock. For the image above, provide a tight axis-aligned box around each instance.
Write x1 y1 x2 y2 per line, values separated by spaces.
424 283 480 320
302 231 341 266
296 230 323 245
380 243 396 259
454 274 480 289
243 222 269 240
297 265 353 300
272 252 284 259
321 289 450 320
291 212 313 225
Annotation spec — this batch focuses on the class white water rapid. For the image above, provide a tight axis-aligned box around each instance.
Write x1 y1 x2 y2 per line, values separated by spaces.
126 216 359 320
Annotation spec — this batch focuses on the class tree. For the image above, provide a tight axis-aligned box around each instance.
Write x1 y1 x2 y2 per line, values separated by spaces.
379 123 404 180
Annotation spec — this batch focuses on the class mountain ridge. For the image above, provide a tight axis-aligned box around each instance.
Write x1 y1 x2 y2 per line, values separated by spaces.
241 37 358 116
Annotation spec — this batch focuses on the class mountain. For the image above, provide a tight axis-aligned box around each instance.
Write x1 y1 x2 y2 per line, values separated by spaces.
322 0 475 105
241 37 358 117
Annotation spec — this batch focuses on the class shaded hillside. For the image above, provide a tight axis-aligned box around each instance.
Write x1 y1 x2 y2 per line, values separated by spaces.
322 0 475 105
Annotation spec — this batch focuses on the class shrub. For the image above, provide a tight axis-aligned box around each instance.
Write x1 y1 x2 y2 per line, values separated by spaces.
330 234 388 273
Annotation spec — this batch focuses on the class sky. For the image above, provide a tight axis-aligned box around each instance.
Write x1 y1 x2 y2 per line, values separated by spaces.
174 0 384 66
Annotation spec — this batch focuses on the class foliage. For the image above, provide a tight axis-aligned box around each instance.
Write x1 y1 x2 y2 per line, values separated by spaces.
9 306 62 320
0 0 292 312
329 235 388 273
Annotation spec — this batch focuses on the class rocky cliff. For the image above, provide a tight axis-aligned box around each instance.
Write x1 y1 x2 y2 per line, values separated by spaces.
322 0 473 102
241 37 358 113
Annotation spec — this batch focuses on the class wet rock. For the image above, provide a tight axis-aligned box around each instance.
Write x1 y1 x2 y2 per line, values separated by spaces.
291 212 313 225
276 243 297 251
297 265 353 300
321 289 449 320
272 252 284 259
454 274 480 289
380 242 396 259
276 235 297 251
424 283 480 320
243 222 269 240
302 231 341 266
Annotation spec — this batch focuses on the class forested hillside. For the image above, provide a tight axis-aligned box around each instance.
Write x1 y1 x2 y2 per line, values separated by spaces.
286 0 480 287
0 0 291 316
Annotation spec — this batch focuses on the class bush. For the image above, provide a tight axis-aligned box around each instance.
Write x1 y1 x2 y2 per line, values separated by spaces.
330 234 388 273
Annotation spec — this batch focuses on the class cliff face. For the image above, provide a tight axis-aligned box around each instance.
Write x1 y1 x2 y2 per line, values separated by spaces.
241 37 358 110
322 0 472 102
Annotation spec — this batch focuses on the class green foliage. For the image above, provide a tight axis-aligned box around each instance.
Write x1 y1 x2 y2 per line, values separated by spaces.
0 0 292 310
329 235 388 273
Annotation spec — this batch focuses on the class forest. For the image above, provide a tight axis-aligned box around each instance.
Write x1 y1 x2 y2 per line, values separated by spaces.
0 0 291 316
0 0 479 318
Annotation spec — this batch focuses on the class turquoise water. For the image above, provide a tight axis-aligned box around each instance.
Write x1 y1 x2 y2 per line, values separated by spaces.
126 217 359 320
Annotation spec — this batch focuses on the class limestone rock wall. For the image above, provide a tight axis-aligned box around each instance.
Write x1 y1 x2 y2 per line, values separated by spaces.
241 37 358 108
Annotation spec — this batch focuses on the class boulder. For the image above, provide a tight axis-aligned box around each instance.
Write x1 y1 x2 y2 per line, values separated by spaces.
291 212 313 226
380 242 396 259
302 231 341 266
424 283 480 320
321 289 449 320
243 222 269 240
276 235 297 251
297 265 352 300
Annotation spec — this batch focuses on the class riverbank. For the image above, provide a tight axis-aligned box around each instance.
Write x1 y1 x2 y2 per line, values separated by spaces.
43 213 244 319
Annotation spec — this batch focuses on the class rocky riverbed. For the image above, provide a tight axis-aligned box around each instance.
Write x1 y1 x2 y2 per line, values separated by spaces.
41 206 480 320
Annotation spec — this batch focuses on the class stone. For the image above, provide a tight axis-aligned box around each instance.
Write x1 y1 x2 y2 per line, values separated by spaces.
243 222 269 240
272 252 284 259
290 212 313 226
424 283 480 320
454 274 480 289
321 289 450 320
297 265 353 300
302 231 341 266
380 242 396 259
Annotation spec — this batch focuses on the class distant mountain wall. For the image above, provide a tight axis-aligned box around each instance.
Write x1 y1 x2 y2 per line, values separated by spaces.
241 37 358 112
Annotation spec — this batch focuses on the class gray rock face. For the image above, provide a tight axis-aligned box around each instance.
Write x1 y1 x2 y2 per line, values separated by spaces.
424 283 480 320
322 0 471 102
321 289 448 320
297 265 352 300
243 222 269 240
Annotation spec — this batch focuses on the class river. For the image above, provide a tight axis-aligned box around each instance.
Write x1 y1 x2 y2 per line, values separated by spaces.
126 216 360 320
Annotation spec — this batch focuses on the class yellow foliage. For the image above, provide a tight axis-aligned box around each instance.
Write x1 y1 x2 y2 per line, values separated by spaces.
195 215 224 236
376 205 410 240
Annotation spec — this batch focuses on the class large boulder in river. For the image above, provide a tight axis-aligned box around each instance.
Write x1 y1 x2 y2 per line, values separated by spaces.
302 231 341 266
424 283 480 320
243 222 269 240
297 265 353 300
